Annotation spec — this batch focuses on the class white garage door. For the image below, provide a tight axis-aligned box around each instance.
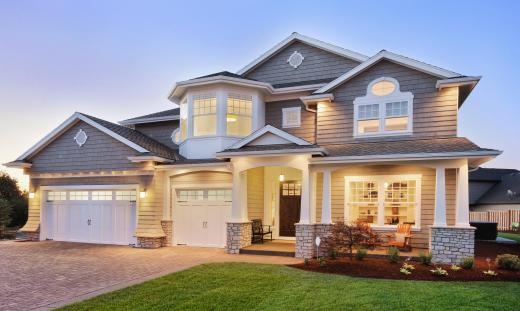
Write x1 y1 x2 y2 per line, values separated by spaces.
174 188 231 247
44 190 137 245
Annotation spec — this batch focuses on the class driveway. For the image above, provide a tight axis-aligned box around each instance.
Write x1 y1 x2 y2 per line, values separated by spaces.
0 241 301 311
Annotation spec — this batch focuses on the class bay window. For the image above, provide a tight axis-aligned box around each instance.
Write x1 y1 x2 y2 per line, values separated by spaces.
179 98 188 140
227 94 252 137
193 94 217 136
354 77 413 137
345 175 421 228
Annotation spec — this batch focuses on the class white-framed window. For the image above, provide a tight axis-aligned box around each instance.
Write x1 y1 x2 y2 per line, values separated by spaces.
176 189 232 202
344 175 421 228
47 191 67 202
115 190 137 201
353 77 413 137
282 106 301 128
177 190 204 202
92 191 113 201
227 94 252 137
193 94 217 136
207 189 232 201
69 191 89 201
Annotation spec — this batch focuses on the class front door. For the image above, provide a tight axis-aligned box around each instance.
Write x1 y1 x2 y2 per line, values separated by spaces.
279 181 301 237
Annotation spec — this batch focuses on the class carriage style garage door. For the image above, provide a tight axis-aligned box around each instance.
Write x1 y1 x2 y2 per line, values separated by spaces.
43 189 137 245
174 188 231 247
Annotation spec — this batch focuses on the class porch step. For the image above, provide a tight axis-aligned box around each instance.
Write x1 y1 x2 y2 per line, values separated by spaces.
239 248 295 257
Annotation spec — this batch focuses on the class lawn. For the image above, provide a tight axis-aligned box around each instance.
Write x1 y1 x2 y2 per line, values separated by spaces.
498 232 520 243
59 263 520 311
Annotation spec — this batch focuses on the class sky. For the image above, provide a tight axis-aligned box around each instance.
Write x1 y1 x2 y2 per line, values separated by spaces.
0 0 519 190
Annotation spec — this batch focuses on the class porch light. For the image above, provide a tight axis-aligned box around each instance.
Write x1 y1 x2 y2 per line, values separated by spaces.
226 115 237 122
139 191 147 199
279 174 285 182
384 182 389 189
29 192 35 199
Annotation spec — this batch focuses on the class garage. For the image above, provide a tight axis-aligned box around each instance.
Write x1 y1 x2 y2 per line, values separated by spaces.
43 189 137 245
174 188 231 247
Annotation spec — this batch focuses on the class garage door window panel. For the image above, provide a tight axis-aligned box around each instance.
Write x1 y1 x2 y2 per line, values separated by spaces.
115 191 137 201
69 191 89 200
47 191 67 202
92 191 113 200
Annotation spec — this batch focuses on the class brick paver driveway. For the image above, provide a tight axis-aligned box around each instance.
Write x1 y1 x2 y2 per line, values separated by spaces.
0 241 300 311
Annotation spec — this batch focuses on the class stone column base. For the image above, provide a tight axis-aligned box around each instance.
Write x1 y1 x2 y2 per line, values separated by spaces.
295 223 333 259
226 221 252 254
430 226 475 264
137 236 165 249
19 224 40 241
161 220 173 247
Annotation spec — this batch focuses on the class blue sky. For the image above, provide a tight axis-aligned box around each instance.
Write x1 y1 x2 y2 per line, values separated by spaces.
1 0 519 189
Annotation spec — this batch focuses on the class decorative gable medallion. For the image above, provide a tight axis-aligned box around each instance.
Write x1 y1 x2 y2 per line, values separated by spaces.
74 129 88 147
287 51 304 69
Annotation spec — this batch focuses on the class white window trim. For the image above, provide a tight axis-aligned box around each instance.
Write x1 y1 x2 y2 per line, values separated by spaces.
282 106 301 128
226 93 253 138
192 93 218 138
344 174 422 230
353 77 414 138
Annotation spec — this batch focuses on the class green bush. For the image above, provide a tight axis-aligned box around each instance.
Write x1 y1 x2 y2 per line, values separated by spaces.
387 247 400 263
355 248 368 261
496 254 520 271
318 257 327 267
461 257 474 269
419 252 432 265
304 258 310 266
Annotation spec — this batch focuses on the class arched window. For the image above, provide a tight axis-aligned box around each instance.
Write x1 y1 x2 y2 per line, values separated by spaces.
353 77 414 137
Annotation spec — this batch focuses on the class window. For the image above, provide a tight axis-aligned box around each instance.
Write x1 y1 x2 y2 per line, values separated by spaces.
354 77 413 137
69 191 89 200
92 191 113 200
177 190 204 201
345 175 420 228
193 94 217 136
180 98 188 141
47 191 66 201
227 94 252 137
282 107 301 128
115 190 137 201
207 189 232 201
177 189 232 202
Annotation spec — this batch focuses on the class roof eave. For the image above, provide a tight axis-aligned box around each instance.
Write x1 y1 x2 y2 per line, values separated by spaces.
215 148 327 159
119 115 180 126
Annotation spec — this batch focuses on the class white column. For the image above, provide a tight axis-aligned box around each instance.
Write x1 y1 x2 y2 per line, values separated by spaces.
216 89 227 136
310 171 317 223
434 167 447 226
299 166 311 224
456 161 470 227
231 170 248 222
321 169 332 224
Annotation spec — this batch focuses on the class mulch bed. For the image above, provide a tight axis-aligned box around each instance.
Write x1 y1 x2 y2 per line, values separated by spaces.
290 241 520 281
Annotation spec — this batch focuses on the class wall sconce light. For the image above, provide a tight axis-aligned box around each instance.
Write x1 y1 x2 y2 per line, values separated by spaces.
139 191 146 199
29 192 35 199
279 174 285 182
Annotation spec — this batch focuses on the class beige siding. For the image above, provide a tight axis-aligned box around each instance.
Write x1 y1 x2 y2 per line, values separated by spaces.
170 171 232 185
314 165 456 249
318 60 459 144
265 100 316 143
247 167 265 220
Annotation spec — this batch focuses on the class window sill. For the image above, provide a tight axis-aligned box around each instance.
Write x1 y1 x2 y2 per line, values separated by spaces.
354 131 412 139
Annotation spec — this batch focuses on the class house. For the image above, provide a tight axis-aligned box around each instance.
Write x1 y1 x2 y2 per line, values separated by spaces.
470 168 520 211
5 32 501 264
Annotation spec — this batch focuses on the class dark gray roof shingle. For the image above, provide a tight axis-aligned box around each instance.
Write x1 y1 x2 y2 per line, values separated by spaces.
469 167 519 182
475 172 520 204
193 71 257 81
121 108 179 124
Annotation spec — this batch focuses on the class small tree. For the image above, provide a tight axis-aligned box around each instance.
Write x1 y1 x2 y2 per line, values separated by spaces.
0 172 28 228
0 198 12 236
325 221 379 261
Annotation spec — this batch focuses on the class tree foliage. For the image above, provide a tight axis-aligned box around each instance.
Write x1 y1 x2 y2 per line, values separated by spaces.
0 172 27 227
324 221 380 260
0 198 12 231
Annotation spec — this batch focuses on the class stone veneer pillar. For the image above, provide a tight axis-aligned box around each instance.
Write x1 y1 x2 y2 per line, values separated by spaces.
20 225 40 241
430 226 475 264
161 220 173 247
226 221 252 254
137 236 165 249
295 223 333 259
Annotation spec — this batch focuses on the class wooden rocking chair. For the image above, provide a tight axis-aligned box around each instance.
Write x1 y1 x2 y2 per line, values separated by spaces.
385 223 413 252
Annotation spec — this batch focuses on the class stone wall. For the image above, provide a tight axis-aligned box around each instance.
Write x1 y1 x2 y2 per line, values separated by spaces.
226 222 252 254
137 236 164 249
295 223 333 259
161 220 173 247
19 225 40 241
430 226 475 264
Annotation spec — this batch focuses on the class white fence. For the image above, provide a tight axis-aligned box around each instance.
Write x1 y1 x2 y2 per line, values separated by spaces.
470 210 520 231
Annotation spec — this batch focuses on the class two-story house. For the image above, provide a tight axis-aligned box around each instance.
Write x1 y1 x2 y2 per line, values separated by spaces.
6 33 500 263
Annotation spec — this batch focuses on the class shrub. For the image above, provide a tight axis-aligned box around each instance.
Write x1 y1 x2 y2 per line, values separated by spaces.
355 248 368 261
387 247 400 263
430 267 448 277
400 267 412 275
328 249 338 260
318 257 327 267
483 270 498 276
461 257 474 269
324 221 380 261
496 254 520 271
419 252 432 265
450 264 462 271
304 258 310 266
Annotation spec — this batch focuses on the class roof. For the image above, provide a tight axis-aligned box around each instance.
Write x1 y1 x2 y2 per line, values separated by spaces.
272 78 335 89
119 108 179 125
221 144 321 153
473 170 520 204
193 71 256 81
469 167 519 182
237 32 369 75
318 137 498 159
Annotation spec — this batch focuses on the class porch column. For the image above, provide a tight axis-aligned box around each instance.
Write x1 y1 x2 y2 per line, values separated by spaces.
231 170 248 222
456 160 470 227
299 165 311 224
434 167 447 226
310 171 317 223
321 169 332 224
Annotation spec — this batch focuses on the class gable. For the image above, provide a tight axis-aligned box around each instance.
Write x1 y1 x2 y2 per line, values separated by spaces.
248 132 295 146
245 41 362 87
28 120 146 173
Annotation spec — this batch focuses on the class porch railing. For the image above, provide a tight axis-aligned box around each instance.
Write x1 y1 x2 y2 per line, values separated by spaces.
469 210 520 231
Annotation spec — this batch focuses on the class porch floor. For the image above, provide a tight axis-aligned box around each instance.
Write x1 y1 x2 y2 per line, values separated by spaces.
240 240 426 259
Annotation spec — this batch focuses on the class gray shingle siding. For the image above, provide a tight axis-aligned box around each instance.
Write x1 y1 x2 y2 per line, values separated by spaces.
134 121 179 150
265 99 315 143
28 121 146 173
245 41 361 86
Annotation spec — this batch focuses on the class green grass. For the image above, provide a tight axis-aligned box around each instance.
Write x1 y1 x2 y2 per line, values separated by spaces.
498 232 520 243
59 263 520 311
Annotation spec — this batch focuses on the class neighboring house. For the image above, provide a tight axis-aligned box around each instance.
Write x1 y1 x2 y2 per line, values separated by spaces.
5 32 501 263
470 168 520 211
